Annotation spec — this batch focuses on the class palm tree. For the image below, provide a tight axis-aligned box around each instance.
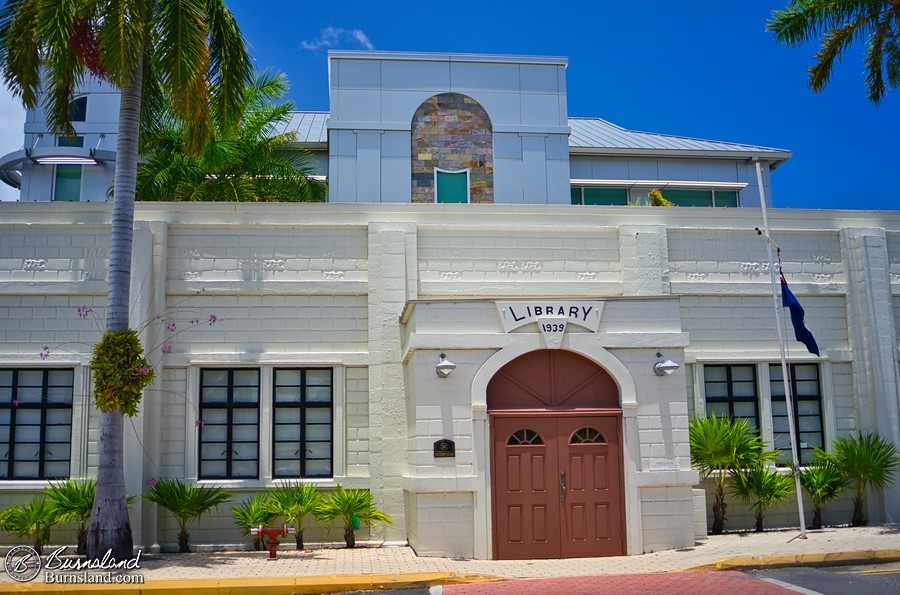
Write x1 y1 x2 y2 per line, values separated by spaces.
689 414 777 534
45 479 96 555
318 486 391 548
817 432 899 526
136 71 327 202
768 1 900 104
0 0 250 559
231 493 278 551
731 463 796 532
799 460 848 529
0 498 59 554
144 479 232 553
266 481 323 550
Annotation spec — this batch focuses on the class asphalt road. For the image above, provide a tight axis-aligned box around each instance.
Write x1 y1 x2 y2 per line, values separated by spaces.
338 562 900 594
747 561 900 595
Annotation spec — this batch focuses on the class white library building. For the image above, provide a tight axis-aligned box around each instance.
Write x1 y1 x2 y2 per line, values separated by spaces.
1 51 899 559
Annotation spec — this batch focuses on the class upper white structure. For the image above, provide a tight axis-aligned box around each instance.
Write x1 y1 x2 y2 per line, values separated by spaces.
1 51 789 208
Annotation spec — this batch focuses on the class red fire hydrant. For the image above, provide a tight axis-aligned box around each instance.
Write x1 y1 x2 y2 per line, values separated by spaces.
250 524 295 560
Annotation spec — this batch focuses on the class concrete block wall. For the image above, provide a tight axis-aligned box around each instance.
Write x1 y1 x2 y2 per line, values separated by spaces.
405 491 475 558
639 486 694 552
416 227 620 295
345 367 370 478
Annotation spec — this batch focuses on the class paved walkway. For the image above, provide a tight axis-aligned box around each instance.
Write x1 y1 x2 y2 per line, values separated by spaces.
1 525 898 593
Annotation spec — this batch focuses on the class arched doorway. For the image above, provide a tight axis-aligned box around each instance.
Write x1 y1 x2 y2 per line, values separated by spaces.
488 350 625 559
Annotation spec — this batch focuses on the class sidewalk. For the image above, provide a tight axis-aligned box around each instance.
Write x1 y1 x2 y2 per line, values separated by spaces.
1 525 898 593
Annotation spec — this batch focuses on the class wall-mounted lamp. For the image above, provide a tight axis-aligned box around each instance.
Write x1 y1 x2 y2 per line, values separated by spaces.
653 352 680 376
436 353 457 378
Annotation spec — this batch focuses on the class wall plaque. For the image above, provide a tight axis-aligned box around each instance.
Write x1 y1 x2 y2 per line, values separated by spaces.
433 439 455 458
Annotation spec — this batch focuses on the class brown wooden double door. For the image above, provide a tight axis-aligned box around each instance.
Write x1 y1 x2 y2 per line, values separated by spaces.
491 413 625 559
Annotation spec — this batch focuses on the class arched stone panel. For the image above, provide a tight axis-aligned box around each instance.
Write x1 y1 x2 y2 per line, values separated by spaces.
411 93 493 203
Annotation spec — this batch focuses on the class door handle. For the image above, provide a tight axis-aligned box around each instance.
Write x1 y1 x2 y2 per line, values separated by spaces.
560 468 566 502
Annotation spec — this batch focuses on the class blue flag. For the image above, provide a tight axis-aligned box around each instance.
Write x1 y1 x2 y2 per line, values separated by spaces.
781 275 820 356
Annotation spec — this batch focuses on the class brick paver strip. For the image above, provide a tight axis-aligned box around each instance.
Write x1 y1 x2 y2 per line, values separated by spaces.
444 571 794 594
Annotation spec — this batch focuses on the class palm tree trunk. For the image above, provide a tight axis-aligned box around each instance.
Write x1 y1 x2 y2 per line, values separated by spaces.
178 529 191 553
811 506 823 530
711 483 727 534
851 494 866 527
344 525 355 548
755 512 764 533
295 530 304 550
87 59 144 562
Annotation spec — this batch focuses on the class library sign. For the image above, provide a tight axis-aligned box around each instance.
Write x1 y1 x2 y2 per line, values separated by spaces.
495 301 604 349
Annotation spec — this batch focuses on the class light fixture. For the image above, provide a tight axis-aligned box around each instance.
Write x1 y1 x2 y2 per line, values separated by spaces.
435 353 457 378
653 352 680 376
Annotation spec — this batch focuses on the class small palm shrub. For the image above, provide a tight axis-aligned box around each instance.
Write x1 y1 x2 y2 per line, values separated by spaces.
0 497 58 554
799 461 848 529
648 188 675 207
731 463 795 532
45 479 96 555
818 432 899 526
144 478 232 552
267 481 322 550
231 494 278 551
689 413 776 534
318 486 391 548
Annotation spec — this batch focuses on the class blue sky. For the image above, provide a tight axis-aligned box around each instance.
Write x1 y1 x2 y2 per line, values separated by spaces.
1 1 897 209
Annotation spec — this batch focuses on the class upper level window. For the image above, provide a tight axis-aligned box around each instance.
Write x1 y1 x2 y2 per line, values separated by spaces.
770 364 823 465
435 169 469 204
571 187 628 206
659 188 738 207
704 364 759 430
53 136 84 202
67 97 87 122
272 369 333 478
199 369 260 479
0 369 74 479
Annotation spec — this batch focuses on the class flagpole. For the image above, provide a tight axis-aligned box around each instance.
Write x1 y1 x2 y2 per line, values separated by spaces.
754 158 807 539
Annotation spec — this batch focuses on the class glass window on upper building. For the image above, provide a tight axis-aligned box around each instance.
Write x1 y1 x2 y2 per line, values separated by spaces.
571 185 740 207
435 169 469 204
53 136 84 202
67 96 87 122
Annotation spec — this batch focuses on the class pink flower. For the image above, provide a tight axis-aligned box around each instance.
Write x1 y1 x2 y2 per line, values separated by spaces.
39 346 50 361
166 321 177 332
190 319 199 325
208 314 218 325
138 366 150 376
161 344 172 355
144 479 157 488
76 305 92 319
194 419 205 428
12 399 18 408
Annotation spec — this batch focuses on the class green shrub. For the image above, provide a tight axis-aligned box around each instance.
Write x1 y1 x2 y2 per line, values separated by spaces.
144 479 231 552
0 497 59 554
799 461 848 529
267 481 322 550
731 464 795 532
231 494 278 551
318 486 391 548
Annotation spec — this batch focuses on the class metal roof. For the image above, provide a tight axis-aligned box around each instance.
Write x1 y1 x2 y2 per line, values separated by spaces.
278 112 329 145
567 117 790 158
287 112 791 164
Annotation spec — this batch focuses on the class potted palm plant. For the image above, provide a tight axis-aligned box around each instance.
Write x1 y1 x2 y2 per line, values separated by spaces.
0 497 59 554
318 486 391 548
818 432 899 526
231 494 278 551
689 413 776 534
799 461 848 529
731 463 795 532
267 481 322 550
144 479 232 552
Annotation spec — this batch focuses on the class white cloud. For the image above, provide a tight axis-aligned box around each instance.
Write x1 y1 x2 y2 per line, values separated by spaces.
0 86 26 201
300 27 375 52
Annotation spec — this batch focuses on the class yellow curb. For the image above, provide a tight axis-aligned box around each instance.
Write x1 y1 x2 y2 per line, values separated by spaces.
680 548 900 572
0 572 501 595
